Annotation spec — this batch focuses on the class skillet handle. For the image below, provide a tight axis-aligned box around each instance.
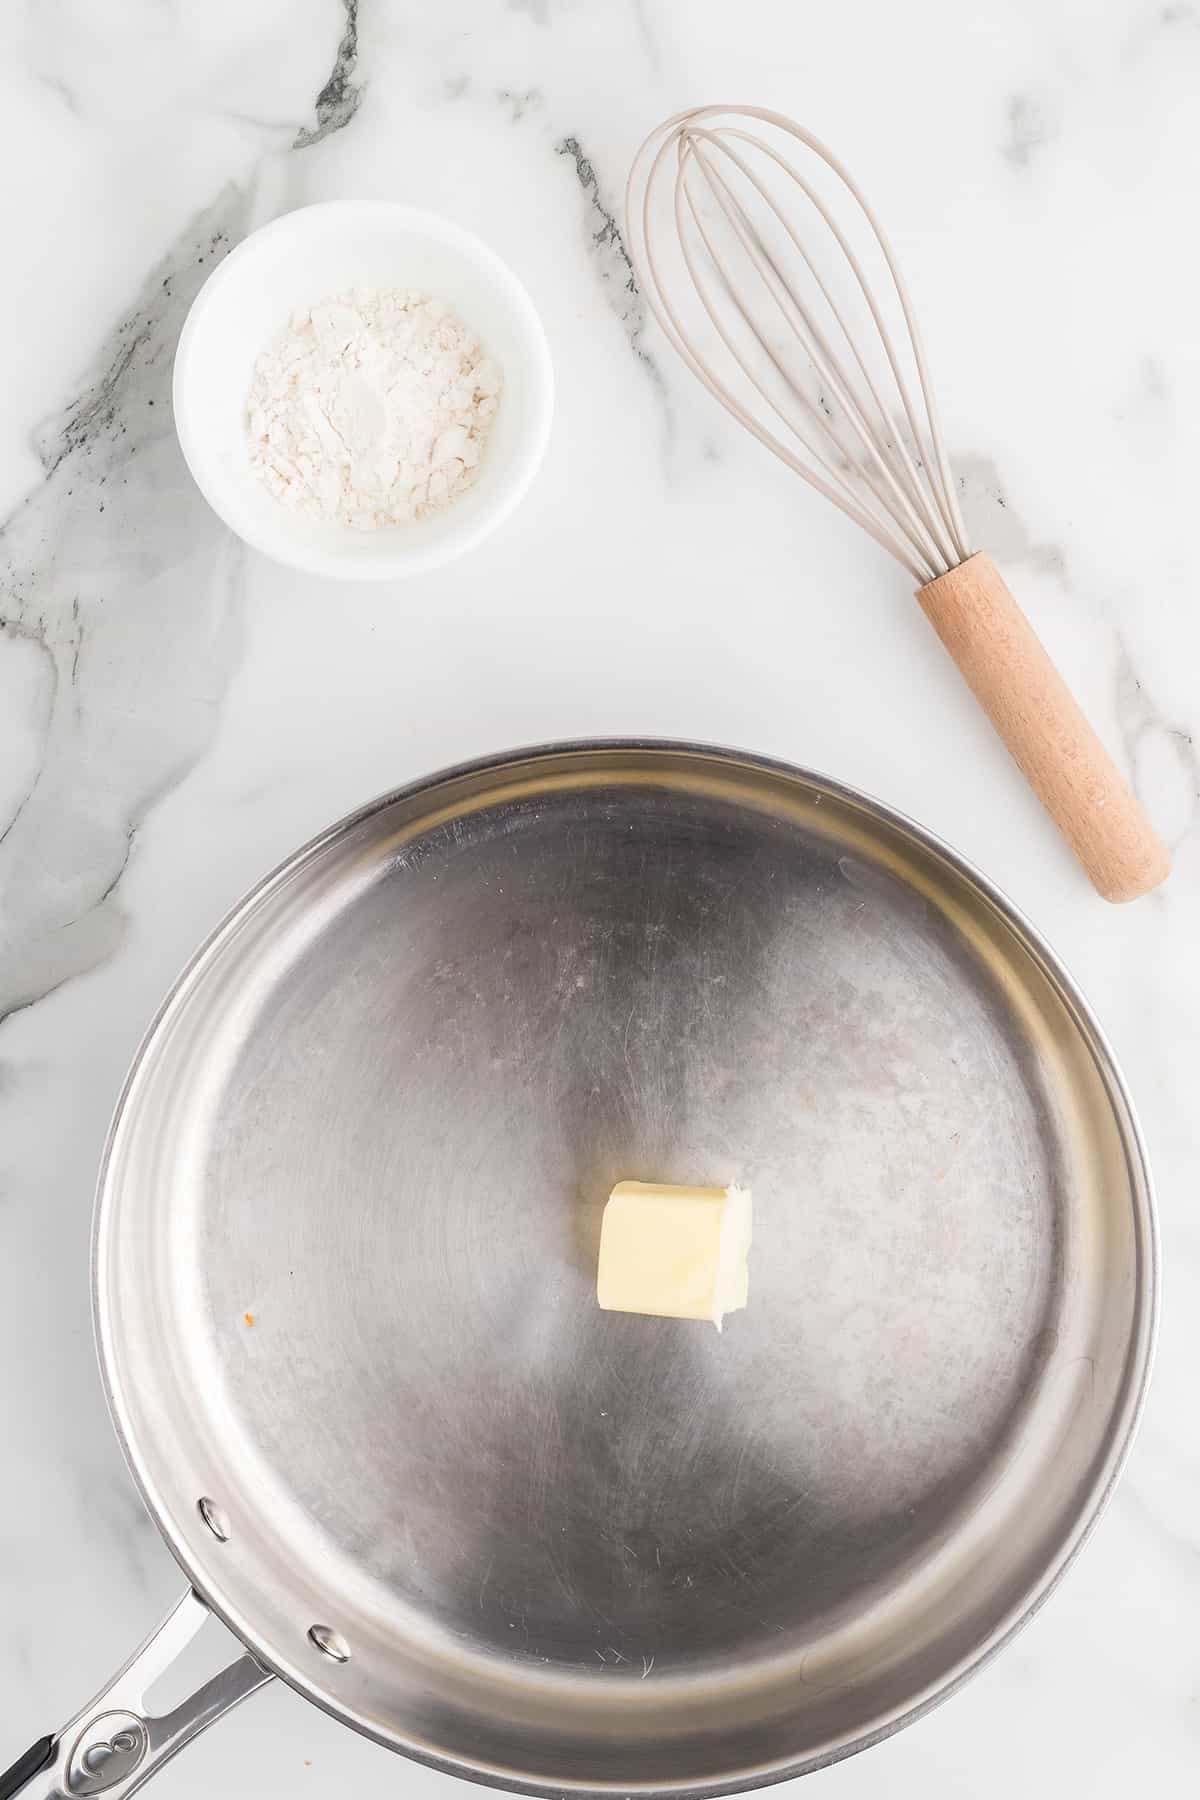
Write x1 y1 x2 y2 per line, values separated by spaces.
0 1742 54 1800
0 1590 271 1799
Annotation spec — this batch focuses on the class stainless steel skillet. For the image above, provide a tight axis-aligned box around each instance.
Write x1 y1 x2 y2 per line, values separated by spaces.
2 742 1157 1799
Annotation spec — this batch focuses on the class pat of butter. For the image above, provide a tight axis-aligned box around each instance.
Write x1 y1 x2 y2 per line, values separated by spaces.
596 1181 752 1329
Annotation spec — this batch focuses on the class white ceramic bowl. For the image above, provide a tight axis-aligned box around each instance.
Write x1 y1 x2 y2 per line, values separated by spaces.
173 202 553 580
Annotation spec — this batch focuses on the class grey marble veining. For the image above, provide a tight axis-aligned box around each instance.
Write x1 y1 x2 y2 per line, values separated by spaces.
0 187 249 1026
0 2 369 1030
293 0 362 150
555 134 669 406
1002 93 1061 169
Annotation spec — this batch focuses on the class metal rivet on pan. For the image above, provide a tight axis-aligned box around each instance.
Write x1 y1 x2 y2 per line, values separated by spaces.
308 1624 351 1663
197 1496 231 1541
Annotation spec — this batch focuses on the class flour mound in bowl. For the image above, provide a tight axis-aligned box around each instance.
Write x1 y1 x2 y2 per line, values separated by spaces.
246 288 501 530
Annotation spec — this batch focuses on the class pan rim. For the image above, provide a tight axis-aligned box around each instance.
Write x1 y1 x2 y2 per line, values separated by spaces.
91 737 1160 1797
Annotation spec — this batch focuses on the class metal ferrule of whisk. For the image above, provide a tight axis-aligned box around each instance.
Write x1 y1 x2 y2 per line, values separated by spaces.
626 105 1169 903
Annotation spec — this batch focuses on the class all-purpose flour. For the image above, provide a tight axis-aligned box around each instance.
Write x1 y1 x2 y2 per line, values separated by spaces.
246 289 500 530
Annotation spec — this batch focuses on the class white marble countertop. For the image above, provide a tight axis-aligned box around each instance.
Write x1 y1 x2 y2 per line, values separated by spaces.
1 1 1196 1794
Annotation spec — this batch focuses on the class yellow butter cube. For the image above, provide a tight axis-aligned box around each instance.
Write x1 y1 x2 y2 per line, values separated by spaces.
596 1180 752 1329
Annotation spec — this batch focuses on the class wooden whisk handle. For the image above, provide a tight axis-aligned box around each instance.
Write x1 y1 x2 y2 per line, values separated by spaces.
916 554 1170 902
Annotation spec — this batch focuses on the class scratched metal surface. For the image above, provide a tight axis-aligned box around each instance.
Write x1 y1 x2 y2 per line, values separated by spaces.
95 743 1156 1794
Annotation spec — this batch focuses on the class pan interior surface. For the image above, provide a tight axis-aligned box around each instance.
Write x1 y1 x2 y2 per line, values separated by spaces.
96 745 1154 1793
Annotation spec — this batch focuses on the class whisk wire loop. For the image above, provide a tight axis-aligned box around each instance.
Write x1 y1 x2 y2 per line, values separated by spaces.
627 104 971 583
679 132 955 576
